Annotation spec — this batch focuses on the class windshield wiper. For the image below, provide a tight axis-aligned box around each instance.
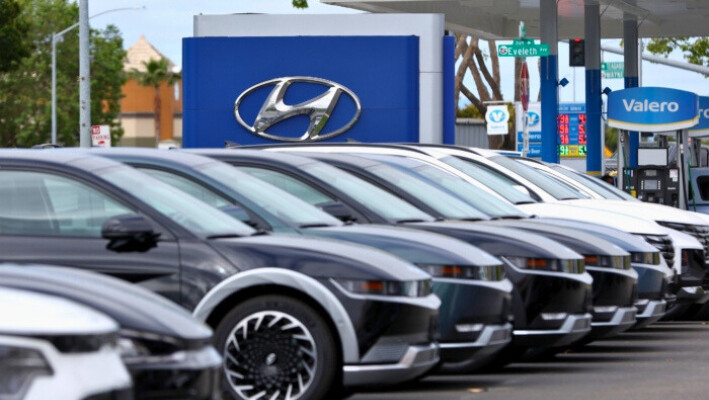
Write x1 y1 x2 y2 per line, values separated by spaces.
514 200 536 205
298 223 335 228
395 218 428 223
458 217 485 222
206 233 246 239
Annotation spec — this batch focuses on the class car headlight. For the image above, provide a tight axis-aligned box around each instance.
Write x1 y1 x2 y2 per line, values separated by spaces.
417 264 505 281
0 345 53 400
117 330 183 365
585 255 631 270
630 252 661 265
504 257 584 273
335 279 432 297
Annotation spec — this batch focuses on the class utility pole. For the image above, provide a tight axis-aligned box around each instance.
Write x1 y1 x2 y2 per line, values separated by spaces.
79 0 90 147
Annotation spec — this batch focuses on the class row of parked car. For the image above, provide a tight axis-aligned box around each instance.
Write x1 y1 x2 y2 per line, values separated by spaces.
2 143 708 400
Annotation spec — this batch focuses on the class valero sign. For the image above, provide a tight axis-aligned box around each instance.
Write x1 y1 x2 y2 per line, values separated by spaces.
689 96 709 136
607 87 699 132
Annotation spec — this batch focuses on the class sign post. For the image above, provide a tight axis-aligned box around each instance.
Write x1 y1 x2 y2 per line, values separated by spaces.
500 21 548 158
521 61 530 156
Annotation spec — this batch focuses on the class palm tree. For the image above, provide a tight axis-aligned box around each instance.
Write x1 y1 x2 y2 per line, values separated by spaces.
130 58 181 147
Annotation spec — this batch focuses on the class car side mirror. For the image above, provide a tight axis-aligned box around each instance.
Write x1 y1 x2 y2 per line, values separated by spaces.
102 214 160 252
318 201 357 223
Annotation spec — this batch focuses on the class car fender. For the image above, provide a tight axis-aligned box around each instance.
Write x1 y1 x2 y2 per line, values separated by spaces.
192 267 359 363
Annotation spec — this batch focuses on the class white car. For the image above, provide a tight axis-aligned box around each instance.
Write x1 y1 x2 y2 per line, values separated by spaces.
0 287 132 400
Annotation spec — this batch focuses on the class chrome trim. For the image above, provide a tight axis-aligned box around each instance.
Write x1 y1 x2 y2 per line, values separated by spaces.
514 313 592 336
591 306 637 327
192 268 360 363
636 299 666 320
439 323 512 349
342 343 439 386
234 76 361 142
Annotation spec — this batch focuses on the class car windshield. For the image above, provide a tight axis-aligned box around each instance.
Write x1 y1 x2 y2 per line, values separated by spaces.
100 166 256 237
300 162 435 223
405 163 528 218
198 162 343 228
439 155 537 204
490 156 589 200
364 164 489 220
549 165 638 201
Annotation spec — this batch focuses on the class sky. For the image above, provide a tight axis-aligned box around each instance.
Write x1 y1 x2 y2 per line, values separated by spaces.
88 0 709 106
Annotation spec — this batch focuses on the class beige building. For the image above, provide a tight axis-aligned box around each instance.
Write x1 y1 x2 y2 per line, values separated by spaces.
118 36 182 147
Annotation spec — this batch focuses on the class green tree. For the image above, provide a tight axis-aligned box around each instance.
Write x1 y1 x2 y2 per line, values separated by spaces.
129 58 181 147
0 0 30 72
292 0 308 8
0 0 126 147
647 37 709 77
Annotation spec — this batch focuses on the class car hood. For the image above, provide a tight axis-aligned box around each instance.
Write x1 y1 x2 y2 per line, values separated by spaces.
484 220 629 257
527 218 660 253
0 264 212 342
518 202 668 235
306 224 501 266
407 221 583 260
210 233 429 282
566 199 709 226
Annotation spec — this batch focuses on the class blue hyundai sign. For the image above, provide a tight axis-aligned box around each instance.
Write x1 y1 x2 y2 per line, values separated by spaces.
689 96 709 136
607 87 699 132
182 36 420 147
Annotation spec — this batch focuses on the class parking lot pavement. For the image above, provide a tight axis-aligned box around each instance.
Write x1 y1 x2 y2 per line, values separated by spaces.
349 322 709 400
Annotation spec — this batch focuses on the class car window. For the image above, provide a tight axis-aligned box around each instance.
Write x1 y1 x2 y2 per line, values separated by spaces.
365 164 488 220
0 170 133 237
439 155 537 204
490 156 588 200
138 168 232 208
239 167 335 206
199 162 342 228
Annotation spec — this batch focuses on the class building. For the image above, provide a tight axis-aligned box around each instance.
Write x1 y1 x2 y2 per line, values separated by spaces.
119 35 182 147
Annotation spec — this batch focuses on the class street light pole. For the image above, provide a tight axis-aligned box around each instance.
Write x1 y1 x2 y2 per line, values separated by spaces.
50 6 144 145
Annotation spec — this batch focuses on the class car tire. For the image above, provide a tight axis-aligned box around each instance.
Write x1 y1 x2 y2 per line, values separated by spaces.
214 294 337 400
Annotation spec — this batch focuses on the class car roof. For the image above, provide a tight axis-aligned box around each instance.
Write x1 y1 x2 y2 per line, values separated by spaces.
294 152 383 169
85 148 218 169
187 148 318 168
0 149 125 172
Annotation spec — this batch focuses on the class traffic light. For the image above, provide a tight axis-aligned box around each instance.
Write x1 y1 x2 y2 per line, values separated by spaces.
569 38 585 66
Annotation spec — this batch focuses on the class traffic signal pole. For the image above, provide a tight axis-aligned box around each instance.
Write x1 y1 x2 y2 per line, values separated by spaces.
624 14 639 168
540 0 559 163
585 3 602 175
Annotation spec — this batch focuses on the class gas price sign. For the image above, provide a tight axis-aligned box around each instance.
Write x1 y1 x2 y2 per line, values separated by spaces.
557 103 587 158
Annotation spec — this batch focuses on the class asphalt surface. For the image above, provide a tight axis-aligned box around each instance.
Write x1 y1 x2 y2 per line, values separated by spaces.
349 322 709 400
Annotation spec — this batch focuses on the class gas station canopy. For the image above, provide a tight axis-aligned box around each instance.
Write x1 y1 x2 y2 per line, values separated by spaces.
324 0 709 39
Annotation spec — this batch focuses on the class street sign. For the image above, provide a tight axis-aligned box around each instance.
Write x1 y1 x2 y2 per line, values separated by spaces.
91 125 112 147
498 39 550 58
601 62 624 79
485 105 510 135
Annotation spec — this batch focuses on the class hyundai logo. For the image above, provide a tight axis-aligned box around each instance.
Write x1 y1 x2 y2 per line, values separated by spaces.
528 111 540 127
234 77 362 142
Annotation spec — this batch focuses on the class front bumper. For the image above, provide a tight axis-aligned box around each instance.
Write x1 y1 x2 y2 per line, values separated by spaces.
587 306 637 339
439 323 512 365
513 313 592 347
633 299 667 329
128 345 221 400
343 343 439 386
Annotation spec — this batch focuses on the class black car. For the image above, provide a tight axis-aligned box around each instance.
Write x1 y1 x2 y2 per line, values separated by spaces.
87 148 514 373
192 149 595 353
0 263 220 399
0 150 439 400
287 150 640 339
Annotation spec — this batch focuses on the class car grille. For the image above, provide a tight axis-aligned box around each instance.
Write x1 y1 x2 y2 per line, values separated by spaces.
657 222 709 264
639 234 674 267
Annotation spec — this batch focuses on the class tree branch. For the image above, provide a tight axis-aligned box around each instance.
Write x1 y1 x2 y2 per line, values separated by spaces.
467 38 491 103
475 46 503 100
